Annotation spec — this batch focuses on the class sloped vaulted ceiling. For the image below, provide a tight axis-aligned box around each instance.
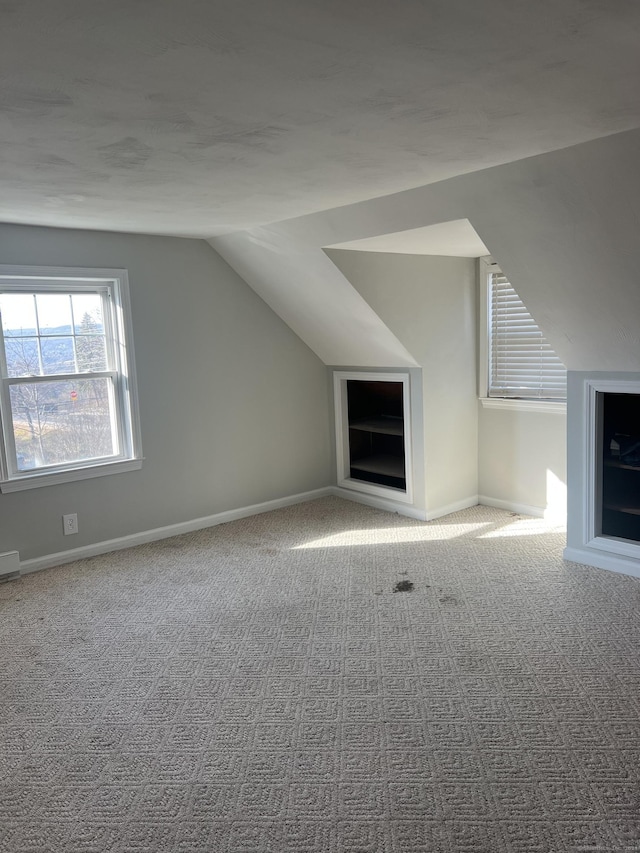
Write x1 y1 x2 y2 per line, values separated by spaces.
212 130 640 371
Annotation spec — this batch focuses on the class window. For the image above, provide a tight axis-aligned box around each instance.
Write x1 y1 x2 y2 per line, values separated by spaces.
0 266 142 492
480 258 566 406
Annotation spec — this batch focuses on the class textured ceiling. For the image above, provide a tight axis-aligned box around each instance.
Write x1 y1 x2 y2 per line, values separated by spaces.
1 0 639 237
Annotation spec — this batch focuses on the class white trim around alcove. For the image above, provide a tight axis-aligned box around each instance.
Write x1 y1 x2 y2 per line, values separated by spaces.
585 378 640 557
563 374 640 578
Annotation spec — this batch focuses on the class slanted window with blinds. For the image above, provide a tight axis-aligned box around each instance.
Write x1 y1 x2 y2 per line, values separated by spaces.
488 271 566 400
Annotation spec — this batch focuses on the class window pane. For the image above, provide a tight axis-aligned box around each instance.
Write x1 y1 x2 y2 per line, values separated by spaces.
4 336 41 378
36 293 73 336
41 336 75 374
76 335 107 372
71 294 104 334
9 377 116 470
0 293 37 337
72 294 108 371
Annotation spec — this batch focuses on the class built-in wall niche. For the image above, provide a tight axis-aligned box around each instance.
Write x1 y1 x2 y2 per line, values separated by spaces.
600 391 640 543
334 371 412 503
583 378 640 562
565 374 640 577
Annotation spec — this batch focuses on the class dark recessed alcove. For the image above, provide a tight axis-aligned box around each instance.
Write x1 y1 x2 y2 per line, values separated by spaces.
346 380 406 491
601 392 640 543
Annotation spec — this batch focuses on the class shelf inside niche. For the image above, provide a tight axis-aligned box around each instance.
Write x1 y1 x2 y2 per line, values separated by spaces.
350 454 405 478
603 503 640 517
604 458 640 472
349 416 404 436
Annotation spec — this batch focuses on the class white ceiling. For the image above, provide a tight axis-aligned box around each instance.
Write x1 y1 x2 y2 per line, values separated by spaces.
1 0 639 237
328 219 489 257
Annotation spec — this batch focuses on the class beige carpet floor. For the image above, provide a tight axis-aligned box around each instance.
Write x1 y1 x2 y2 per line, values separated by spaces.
1 497 639 853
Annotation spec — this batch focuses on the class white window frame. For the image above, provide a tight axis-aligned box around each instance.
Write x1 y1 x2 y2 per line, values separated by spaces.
478 257 566 414
0 266 142 492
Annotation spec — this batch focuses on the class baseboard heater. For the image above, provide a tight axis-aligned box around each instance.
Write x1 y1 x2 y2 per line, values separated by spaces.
0 551 20 582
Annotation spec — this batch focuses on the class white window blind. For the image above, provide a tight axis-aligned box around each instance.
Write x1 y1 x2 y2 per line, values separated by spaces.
489 271 566 400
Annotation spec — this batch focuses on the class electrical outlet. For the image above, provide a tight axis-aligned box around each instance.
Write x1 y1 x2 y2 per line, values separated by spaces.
63 513 78 535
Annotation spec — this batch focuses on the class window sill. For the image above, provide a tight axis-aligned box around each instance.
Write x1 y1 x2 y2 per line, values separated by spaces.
479 398 566 414
0 458 143 493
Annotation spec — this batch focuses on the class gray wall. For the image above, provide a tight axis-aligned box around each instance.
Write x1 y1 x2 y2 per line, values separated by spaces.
478 406 566 517
326 250 477 515
0 224 332 561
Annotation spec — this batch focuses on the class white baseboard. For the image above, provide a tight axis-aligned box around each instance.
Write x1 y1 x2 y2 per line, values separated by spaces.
331 487 428 521
478 494 545 519
563 546 640 580
332 489 479 522
478 494 567 522
0 550 20 581
425 495 479 521
17 485 571 579
20 487 334 576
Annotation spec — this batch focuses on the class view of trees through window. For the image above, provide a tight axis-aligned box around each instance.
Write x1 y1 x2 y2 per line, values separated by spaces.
1 292 117 471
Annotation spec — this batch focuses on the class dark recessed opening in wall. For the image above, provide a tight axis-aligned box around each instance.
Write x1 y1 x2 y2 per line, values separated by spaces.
347 380 406 491
600 392 640 543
